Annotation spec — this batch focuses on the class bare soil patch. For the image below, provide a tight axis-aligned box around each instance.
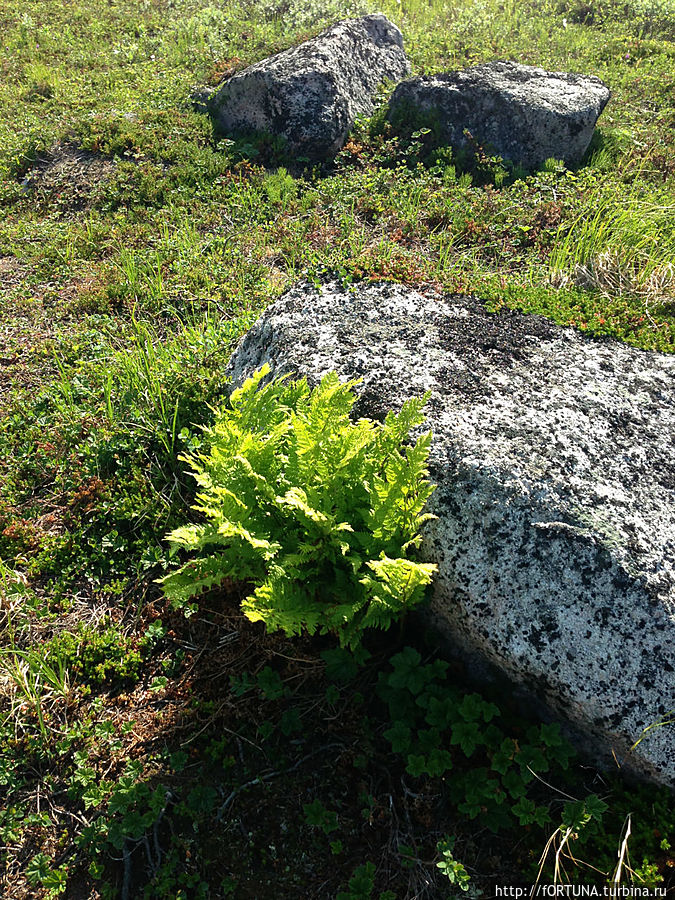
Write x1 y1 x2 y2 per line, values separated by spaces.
23 142 115 210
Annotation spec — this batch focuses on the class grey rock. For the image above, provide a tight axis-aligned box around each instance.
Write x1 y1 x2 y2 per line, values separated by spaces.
387 61 611 169
227 279 675 788
209 14 410 159
190 84 215 114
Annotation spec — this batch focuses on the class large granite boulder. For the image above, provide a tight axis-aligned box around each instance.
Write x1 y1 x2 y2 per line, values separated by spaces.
387 61 610 169
226 280 675 788
209 15 410 159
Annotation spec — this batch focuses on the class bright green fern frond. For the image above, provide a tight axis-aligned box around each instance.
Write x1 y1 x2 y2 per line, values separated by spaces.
228 364 303 436
193 485 250 523
275 487 331 528
230 452 282 500
159 554 241 606
165 523 208 552
161 367 436 646
306 371 360 425
243 577 322 638
227 364 274 412
380 393 430 449
214 521 281 560
359 555 437 627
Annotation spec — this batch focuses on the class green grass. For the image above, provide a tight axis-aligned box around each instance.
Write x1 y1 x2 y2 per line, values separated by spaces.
1 0 674 895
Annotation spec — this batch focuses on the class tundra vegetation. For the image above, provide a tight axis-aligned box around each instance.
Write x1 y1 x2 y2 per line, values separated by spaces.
0 0 674 896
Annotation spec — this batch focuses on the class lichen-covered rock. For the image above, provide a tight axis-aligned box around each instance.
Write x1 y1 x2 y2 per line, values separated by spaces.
209 14 410 159
227 279 675 788
387 61 610 169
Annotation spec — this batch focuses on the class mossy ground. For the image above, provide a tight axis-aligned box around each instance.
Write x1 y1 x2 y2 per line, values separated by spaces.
1 0 674 896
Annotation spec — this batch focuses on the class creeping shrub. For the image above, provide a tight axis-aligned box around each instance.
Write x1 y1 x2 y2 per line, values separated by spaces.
160 365 437 647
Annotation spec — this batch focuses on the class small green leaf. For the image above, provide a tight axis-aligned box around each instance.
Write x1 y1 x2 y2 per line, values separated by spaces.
384 721 412 754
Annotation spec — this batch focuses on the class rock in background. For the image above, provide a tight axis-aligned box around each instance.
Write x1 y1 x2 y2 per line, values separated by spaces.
209 14 410 159
387 61 610 169
227 279 675 789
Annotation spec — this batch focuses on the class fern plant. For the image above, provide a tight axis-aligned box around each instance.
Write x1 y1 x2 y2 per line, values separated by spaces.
159 365 437 647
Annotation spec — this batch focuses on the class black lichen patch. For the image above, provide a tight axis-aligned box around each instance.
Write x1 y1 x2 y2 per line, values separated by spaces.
431 296 562 400
435 297 559 368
